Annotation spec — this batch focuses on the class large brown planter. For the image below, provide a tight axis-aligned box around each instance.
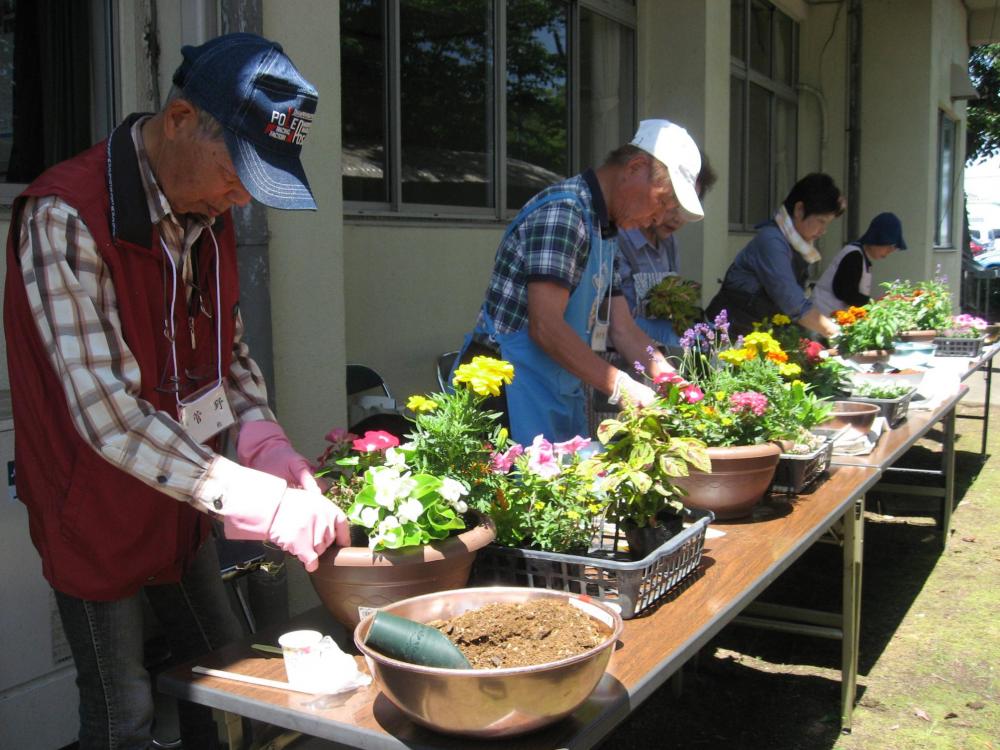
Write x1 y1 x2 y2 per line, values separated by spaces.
309 510 496 630
671 443 781 520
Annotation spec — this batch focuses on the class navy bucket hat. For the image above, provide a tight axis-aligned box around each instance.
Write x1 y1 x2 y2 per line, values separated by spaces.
173 33 318 210
859 212 907 250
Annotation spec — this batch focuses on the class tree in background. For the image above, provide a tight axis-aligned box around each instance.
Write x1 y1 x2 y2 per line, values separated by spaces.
967 43 1000 165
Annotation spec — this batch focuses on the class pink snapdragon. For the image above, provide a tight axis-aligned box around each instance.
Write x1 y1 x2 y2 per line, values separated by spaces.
729 391 769 417
526 435 561 479
490 443 524 474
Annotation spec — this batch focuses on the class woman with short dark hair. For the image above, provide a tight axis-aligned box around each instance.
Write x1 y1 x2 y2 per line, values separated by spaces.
705 172 845 338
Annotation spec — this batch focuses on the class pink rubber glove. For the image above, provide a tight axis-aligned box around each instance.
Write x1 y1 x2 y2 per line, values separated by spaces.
223 485 351 572
238 421 320 493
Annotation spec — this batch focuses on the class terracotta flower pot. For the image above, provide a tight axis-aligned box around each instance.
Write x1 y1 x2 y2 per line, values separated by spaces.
897 329 937 343
845 349 893 365
309 510 496 630
671 443 781 520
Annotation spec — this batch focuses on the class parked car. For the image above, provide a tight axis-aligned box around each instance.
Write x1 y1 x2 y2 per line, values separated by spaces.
971 238 986 255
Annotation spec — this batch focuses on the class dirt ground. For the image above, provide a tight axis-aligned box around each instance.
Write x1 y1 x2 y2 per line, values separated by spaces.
431 599 607 668
596 374 1000 750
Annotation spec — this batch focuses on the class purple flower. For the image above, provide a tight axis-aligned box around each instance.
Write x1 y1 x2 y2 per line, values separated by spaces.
714 309 729 329
646 345 656 357
634 361 646 374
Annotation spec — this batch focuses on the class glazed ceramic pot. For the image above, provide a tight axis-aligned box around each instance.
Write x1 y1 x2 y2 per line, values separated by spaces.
309 510 496 630
671 443 781 520
818 400 880 436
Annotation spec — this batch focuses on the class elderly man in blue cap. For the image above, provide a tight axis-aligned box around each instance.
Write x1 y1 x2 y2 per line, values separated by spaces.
813 211 908 314
4 33 347 748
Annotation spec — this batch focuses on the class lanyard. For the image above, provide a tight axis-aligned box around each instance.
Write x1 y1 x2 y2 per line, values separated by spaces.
159 230 223 411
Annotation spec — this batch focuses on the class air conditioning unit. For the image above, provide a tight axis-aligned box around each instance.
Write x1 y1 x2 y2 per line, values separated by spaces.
0 391 80 748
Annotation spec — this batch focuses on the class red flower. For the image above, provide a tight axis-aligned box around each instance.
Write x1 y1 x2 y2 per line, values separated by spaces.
800 339 824 364
352 430 400 452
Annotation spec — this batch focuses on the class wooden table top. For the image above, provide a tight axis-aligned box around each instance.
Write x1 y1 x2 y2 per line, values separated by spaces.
830 385 967 470
160 464 881 750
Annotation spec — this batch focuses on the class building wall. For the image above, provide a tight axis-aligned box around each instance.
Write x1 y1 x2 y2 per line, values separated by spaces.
859 0 966 300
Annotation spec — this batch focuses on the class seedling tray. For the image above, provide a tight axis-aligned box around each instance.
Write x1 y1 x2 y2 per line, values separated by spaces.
471 507 713 619
772 434 834 494
848 388 915 428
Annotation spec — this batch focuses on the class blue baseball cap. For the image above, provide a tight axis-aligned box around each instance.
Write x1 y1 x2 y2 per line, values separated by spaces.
173 33 318 210
859 212 907 250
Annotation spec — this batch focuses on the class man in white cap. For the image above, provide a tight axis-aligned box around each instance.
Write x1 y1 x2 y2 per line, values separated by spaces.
4 33 347 748
456 119 705 444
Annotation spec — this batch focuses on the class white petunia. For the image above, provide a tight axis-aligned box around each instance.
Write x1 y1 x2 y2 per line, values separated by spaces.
454 500 468 514
439 477 468 503
384 447 407 469
397 498 424 522
359 506 380 528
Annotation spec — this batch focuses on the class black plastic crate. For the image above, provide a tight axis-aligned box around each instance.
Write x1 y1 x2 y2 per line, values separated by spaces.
848 388 915 428
471 508 713 619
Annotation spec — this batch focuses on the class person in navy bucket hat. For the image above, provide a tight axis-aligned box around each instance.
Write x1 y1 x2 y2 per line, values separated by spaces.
813 211 908 314
173 32 318 209
4 32 347 749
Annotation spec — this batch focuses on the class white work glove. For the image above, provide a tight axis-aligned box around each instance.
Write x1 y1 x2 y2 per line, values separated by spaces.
607 369 657 407
237 420 321 493
208 459 350 572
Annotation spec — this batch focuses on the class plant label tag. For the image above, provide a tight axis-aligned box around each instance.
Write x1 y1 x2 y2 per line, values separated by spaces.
179 382 235 444
591 320 609 352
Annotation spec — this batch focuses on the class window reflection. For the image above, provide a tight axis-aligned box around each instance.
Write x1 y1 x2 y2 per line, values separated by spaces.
400 0 493 207
506 0 568 210
341 0 388 203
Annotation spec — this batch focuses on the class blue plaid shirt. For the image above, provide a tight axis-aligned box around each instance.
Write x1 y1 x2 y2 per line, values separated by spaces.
477 170 620 335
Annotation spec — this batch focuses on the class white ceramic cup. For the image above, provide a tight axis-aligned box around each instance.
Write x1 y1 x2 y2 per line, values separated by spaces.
278 629 353 693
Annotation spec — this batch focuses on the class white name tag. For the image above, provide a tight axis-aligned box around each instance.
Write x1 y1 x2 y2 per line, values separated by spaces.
591 320 609 352
180 382 235 444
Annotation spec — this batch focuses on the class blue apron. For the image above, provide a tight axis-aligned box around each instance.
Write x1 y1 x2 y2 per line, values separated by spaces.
635 316 680 347
458 191 613 445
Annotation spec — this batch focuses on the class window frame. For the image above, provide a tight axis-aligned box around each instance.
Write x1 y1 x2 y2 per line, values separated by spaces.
0 0 116 208
342 0 637 222
729 0 798 232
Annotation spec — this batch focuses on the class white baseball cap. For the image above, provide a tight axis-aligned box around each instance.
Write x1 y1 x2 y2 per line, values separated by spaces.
629 119 704 222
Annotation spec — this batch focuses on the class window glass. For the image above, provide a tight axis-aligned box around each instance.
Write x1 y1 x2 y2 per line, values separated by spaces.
580 7 635 170
341 0 388 203
747 83 771 224
1 0 99 184
728 76 745 226
935 112 956 247
773 97 796 212
773 10 794 85
507 0 568 210
400 0 493 207
749 0 771 75
730 0 745 61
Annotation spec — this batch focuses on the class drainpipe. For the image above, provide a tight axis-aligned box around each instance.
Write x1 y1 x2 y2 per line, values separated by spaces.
846 0 862 241
219 0 287 629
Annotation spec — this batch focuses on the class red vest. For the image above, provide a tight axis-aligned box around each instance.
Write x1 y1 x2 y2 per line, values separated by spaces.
4 115 241 600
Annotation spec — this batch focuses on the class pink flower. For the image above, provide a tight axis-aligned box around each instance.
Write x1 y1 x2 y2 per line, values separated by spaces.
490 444 524 474
352 430 400 452
526 435 560 479
553 435 590 457
729 391 769 417
325 427 357 444
681 384 704 404
654 371 685 386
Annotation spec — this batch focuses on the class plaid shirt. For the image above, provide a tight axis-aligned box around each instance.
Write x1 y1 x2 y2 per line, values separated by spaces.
15 118 278 516
477 170 620 335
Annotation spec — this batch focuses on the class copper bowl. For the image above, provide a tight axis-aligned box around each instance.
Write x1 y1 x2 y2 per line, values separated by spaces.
818 400 880 435
354 586 623 738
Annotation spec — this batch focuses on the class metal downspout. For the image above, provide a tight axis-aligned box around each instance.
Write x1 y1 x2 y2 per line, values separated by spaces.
846 0 862 240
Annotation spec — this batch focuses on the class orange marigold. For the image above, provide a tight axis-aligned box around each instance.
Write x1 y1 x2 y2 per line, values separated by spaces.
766 350 789 363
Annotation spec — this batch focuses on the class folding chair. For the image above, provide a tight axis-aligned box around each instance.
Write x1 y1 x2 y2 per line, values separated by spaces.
436 350 460 392
345 363 409 438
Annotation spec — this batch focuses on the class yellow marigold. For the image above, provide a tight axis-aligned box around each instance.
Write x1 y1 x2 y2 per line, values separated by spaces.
406 394 438 413
718 348 750 364
771 313 792 325
566 511 580 521
452 356 515 397
778 362 802 377
743 331 782 354
533 501 545 511
791 379 805 387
